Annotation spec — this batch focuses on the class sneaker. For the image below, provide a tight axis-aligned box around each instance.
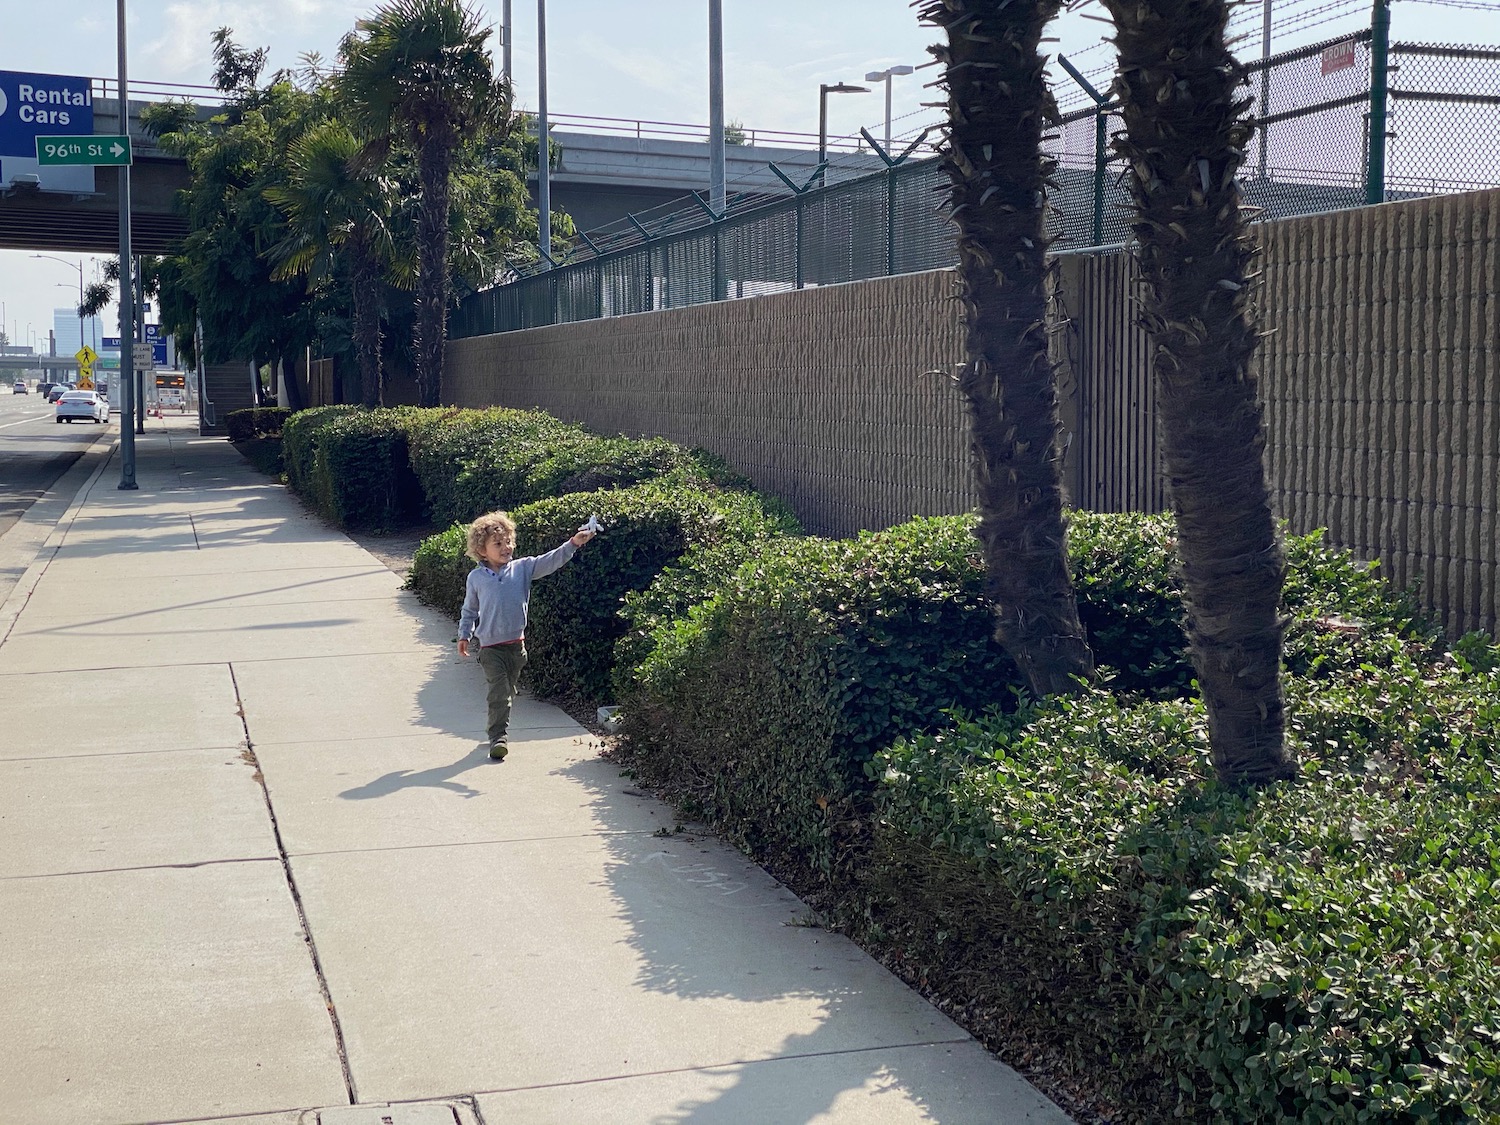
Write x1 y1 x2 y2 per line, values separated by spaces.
488 740 509 761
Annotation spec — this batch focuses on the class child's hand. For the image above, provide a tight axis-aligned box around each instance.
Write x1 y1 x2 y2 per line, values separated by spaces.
458 638 471 658
572 516 600 547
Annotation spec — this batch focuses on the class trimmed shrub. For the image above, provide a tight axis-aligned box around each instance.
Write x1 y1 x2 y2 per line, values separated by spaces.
405 407 585 526
870 648 1500 1122
613 512 1439 885
617 516 1020 880
226 406 292 443
307 407 427 532
522 435 755 499
1066 511 1192 695
281 405 358 496
407 480 800 702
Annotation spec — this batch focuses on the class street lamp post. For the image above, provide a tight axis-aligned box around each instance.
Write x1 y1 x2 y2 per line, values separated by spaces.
117 0 138 488
864 65 914 152
818 81 869 188
537 0 551 266
31 253 85 361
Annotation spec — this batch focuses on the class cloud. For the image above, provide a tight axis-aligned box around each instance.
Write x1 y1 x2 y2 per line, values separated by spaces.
140 0 368 83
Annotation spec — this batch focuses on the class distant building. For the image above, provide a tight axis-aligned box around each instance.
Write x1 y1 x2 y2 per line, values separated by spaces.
52 308 104 356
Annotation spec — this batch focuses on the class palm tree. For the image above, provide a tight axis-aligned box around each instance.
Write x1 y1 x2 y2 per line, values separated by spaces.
1098 0 1295 787
265 120 395 408
918 0 1095 698
338 0 511 407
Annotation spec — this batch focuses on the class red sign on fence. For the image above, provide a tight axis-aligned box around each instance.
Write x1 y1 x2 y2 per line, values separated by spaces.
1321 40 1357 76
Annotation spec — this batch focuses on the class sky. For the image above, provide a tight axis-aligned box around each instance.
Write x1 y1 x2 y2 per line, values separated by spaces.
0 0 1494 353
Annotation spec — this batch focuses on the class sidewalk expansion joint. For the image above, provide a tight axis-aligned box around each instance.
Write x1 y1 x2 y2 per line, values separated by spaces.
230 659 359 1107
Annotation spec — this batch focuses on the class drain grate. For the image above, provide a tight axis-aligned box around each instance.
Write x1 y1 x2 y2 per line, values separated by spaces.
317 1103 463 1125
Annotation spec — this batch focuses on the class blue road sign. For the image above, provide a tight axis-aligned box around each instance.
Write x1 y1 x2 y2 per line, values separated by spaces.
103 334 168 364
0 71 93 157
0 71 94 193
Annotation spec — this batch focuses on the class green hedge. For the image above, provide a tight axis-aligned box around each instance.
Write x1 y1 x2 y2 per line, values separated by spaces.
408 481 800 702
870 641 1500 1122
617 516 1020 879
613 512 1437 885
522 435 754 500
306 407 427 532
281 405 358 497
226 406 292 443
405 408 586 526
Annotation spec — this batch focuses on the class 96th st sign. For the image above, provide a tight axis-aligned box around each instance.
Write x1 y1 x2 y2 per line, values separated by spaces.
36 134 131 165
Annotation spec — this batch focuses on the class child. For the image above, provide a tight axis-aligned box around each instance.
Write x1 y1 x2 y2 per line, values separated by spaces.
457 511 595 759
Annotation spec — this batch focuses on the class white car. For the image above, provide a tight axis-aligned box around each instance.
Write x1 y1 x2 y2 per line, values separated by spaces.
55 390 110 425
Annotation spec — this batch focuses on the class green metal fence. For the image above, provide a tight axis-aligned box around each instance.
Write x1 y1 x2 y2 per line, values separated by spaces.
453 31 1500 339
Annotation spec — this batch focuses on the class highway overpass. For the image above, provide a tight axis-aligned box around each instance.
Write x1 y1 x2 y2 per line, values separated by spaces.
0 78 890 255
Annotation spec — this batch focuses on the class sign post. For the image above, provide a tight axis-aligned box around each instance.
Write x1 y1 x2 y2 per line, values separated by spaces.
116 0 137 489
75 345 98 389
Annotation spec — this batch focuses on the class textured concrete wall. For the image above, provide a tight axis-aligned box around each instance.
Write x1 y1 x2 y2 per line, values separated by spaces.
445 188 1500 634
1257 190 1500 635
446 269 977 538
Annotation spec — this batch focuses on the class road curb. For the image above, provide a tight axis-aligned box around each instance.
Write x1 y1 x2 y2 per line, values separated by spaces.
0 433 116 646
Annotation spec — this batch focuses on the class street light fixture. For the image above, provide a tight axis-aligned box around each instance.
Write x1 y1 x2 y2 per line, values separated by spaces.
819 81 869 188
32 253 85 360
864 65 915 152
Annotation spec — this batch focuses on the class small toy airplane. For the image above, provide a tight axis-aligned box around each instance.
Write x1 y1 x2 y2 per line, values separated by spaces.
579 514 602 534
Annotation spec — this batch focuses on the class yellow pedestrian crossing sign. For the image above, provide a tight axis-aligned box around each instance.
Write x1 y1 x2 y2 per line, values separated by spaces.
75 346 97 389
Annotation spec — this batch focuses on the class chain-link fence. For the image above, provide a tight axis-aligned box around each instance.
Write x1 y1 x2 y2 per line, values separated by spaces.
454 31 1500 339
1388 42 1500 196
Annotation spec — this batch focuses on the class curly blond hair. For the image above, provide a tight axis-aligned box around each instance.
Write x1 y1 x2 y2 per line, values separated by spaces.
465 510 517 562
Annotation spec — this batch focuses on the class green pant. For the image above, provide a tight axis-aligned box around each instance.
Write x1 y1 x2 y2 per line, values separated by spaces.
477 642 528 744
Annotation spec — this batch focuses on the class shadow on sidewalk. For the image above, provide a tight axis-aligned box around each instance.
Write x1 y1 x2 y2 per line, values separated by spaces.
546 755 961 1125
337 743 493 801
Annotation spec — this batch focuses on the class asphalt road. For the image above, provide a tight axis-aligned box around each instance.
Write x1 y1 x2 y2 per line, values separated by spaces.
0 387 111 539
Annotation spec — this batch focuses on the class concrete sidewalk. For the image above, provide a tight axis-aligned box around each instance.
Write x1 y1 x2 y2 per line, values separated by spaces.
0 417 1072 1125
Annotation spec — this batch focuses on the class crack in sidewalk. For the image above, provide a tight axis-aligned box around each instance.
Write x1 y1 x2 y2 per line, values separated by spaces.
229 659 359 1107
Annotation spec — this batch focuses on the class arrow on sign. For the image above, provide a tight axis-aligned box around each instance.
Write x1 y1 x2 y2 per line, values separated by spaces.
110 142 125 158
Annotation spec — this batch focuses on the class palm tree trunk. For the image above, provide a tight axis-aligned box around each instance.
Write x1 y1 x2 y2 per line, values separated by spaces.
1101 0 1296 787
349 240 384 408
414 142 453 408
278 350 306 411
923 0 1094 698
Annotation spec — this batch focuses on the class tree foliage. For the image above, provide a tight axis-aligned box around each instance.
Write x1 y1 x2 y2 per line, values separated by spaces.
338 0 512 406
144 16 553 406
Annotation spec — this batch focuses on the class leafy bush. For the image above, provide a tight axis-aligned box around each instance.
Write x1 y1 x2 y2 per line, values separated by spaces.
1065 512 1434 695
404 407 585 526
1066 511 1192 695
522 435 754 499
280 405 358 496
408 481 800 702
226 406 292 443
275 406 428 531
870 650 1500 1123
613 511 1446 894
616 515 1020 880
